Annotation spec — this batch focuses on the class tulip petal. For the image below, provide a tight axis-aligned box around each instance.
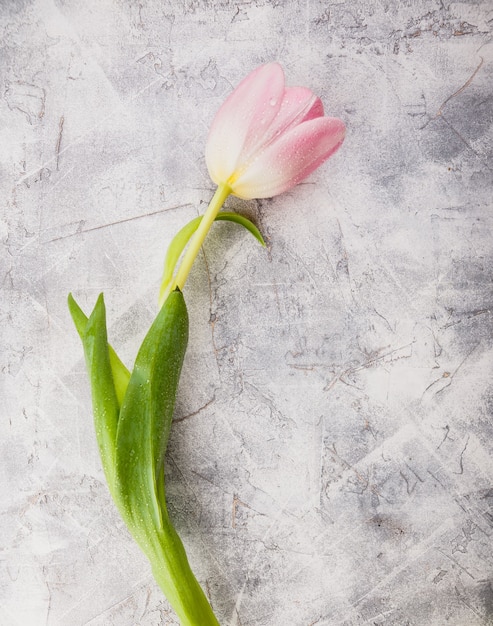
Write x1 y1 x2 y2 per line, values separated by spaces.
205 63 285 186
279 87 324 126
231 116 346 199
238 88 323 166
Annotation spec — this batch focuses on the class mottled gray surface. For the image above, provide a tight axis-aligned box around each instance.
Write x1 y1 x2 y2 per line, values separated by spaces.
1 1 493 625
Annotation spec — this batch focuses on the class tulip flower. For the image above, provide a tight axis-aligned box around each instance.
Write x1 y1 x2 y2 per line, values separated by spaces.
69 62 345 626
172 62 345 295
206 62 346 200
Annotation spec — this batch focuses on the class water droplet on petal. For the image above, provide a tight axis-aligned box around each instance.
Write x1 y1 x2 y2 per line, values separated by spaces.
269 98 277 106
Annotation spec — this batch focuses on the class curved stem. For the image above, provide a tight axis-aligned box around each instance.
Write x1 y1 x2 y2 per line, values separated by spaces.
149 519 220 626
173 184 231 292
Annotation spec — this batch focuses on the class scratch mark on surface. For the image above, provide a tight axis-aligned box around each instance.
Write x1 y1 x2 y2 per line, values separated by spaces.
46 204 190 242
200 246 222 374
234 607 243 626
272 278 282 321
436 57 484 117
455 586 485 620
436 548 476 579
285 247 322 295
45 164 76 195
433 569 448 584
231 494 262 528
59 572 151 624
374 307 394 332
363 609 395 623
399 470 416 495
437 424 451 449
190 469 234 501
167 456 202 518
55 115 65 171
351 342 414 373
329 444 387 501
244 381 287 427
324 342 414 390
422 343 479 401
174 394 216 423
453 435 470 475
441 115 478 154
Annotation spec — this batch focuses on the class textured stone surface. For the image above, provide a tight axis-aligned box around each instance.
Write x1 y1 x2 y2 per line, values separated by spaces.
1 1 492 625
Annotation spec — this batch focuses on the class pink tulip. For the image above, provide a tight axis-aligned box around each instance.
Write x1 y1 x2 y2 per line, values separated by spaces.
171 63 345 294
205 62 346 200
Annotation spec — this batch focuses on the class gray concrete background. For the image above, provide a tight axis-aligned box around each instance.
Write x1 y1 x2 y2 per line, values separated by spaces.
1 1 493 624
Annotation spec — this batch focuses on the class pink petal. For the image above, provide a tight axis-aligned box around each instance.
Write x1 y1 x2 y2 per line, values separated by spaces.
231 116 346 199
280 87 324 124
205 63 285 186
237 87 324 165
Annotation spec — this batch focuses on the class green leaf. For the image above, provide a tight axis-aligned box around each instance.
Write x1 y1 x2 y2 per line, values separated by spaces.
113 289 218 625
160 217 202 302
68 294 130 408
115 288 189 540
216 211 266 247
67 293 120 492
159 211 265 305
69 290 219 624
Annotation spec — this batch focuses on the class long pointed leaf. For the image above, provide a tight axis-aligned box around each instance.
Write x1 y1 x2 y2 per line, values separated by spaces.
160 216 203 301
115 288 188 538
68 293 119 492
68 294 130 407
114 288 218 624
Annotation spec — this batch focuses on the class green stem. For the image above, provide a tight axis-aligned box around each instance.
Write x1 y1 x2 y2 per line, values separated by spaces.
149 520 220 626
173 184 231 292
